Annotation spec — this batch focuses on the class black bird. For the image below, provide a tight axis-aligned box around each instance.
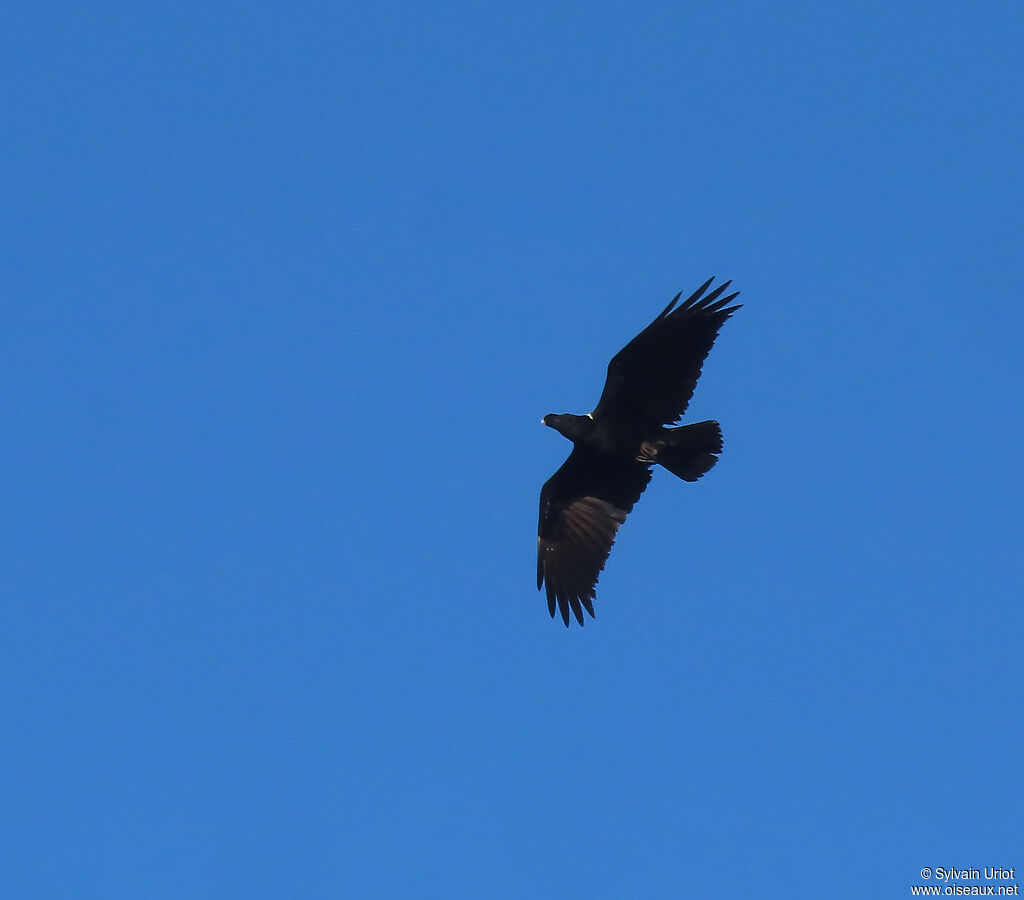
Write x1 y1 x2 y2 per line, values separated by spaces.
537 277 741 626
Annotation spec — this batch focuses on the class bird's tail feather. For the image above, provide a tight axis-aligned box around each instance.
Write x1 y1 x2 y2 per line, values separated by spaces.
639 420 723 482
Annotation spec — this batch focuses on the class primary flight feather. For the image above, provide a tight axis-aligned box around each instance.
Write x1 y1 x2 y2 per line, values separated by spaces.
537 277 741 626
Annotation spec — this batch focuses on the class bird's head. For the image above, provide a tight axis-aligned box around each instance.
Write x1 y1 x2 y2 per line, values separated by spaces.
541 413 594 442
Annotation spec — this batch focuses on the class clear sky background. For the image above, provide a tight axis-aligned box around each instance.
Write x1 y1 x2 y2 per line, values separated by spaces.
3 2 1022 897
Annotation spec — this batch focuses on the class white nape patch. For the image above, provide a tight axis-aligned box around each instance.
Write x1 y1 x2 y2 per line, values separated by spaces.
586 412 594 419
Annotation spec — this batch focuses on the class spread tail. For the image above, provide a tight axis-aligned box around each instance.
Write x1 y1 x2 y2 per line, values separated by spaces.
639 420 723 482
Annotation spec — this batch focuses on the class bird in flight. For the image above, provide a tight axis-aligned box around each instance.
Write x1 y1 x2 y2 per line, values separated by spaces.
537 277 741 626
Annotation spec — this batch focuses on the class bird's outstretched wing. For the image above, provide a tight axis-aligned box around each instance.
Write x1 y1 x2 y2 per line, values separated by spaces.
537 448 652 626
593 277 741 433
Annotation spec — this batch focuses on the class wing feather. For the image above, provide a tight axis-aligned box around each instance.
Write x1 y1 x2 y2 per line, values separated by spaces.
537 449 652 626
593 277 741 433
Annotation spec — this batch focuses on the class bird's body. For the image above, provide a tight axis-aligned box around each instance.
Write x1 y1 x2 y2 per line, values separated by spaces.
537 277 741 626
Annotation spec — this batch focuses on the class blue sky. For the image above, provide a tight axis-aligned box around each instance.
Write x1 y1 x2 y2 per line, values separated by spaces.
3 2 1022 897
